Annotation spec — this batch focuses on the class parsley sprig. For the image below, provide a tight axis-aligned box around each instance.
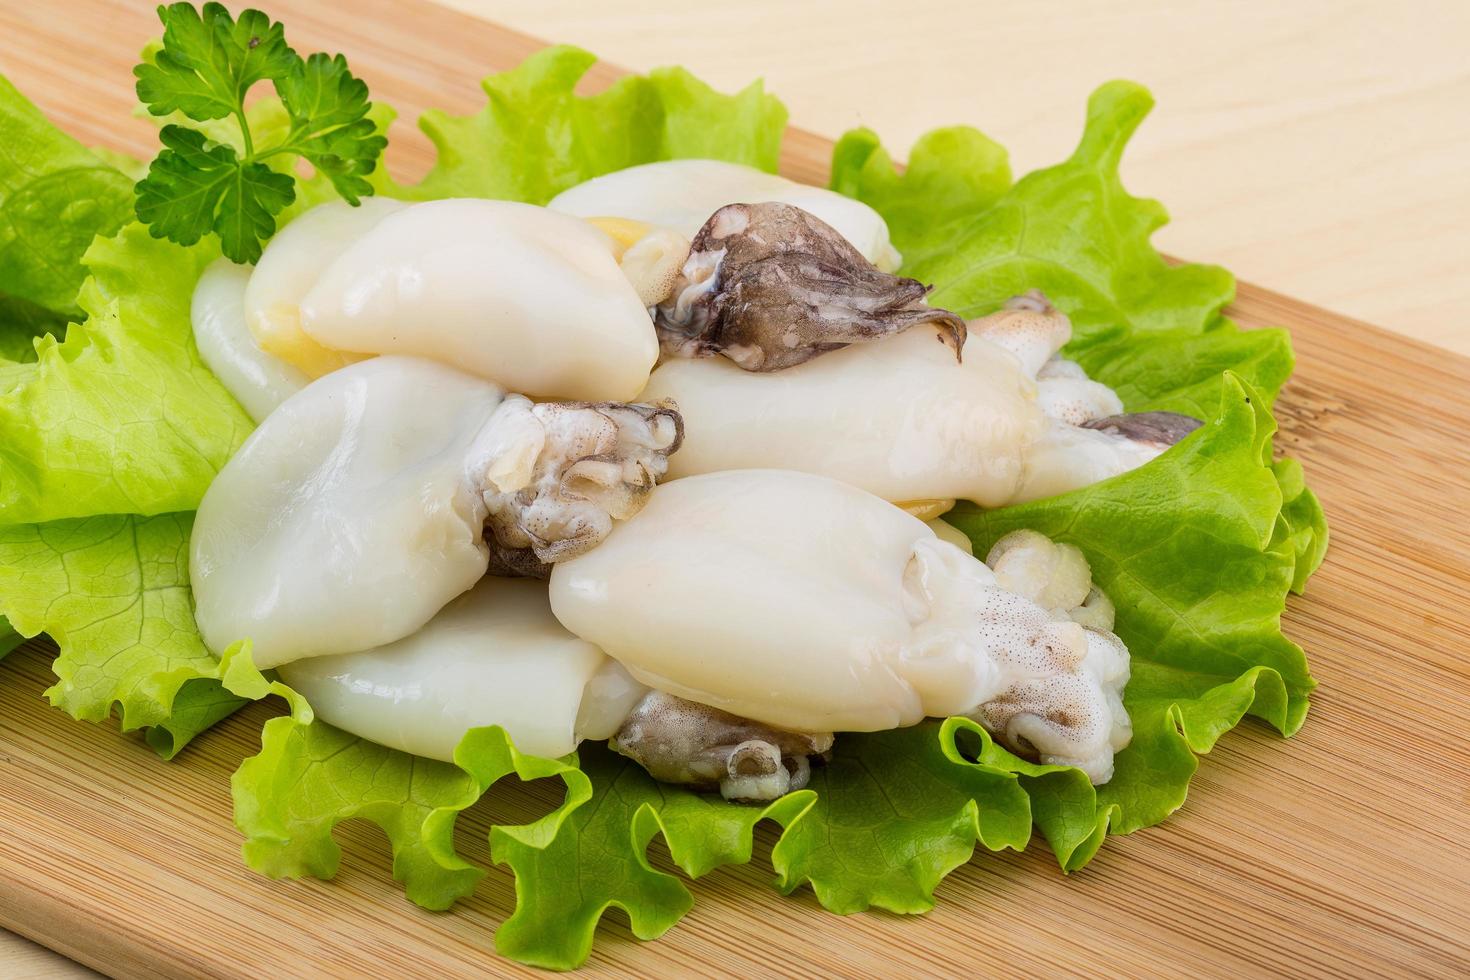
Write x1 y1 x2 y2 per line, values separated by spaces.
133 3 387 263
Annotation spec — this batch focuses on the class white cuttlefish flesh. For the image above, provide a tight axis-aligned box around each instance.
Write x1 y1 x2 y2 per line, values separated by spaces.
270 474 1130 799
189 355 681 669
237 198 663 401
549 158 903 271
277 577 648 761
641 291 1201 509
550 469 1133 786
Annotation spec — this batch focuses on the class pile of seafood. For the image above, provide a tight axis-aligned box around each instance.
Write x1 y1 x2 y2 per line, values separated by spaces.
190 159 1199 799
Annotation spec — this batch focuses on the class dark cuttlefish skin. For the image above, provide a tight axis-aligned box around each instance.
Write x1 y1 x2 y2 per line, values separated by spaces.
655 201 966 372
1082 411 1204 447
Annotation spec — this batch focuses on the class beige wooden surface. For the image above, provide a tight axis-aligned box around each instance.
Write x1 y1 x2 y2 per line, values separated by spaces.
448 0 1470 356
2 0 1469 977
0 931 95 980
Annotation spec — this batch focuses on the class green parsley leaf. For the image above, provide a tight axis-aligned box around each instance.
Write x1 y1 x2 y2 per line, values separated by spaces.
214 161 296 262
134 125 238 245
135 125 295 263
132 3 383 263
276 53 385 204
135 3 292 122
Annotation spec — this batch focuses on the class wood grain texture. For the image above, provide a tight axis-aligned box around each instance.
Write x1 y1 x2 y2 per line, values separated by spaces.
0 930 95 980
1 0 1469 976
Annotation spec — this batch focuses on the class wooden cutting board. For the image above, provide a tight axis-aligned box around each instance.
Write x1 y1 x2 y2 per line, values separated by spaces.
3 1 1469 976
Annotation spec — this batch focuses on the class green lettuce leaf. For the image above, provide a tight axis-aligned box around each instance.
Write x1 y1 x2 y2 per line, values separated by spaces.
407 45 786 203
0 295 68 367
228 694 769 968
0 74 136 314
830 125 1012 253
230 673 636 922
232 682 489 910
1075 324 1297 415
490 743 791 970
1273 457 1330 593
765 719 1032 913
0 511 244 754
0 615 21 660
948 372 1319 839
832 82 1235 345
87 146 149 183
144 676 251 759
0 224 253 524
229 704 1056 970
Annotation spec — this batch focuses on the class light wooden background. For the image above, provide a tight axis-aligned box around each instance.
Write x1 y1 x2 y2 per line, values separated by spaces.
3 0 1468 975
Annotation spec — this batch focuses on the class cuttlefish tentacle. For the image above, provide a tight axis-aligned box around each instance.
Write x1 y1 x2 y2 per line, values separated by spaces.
474 396 685 576
962 530 1132 780
964 290 1205 501
655 202 966 372
968 289 1072 379
610 689 834 801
